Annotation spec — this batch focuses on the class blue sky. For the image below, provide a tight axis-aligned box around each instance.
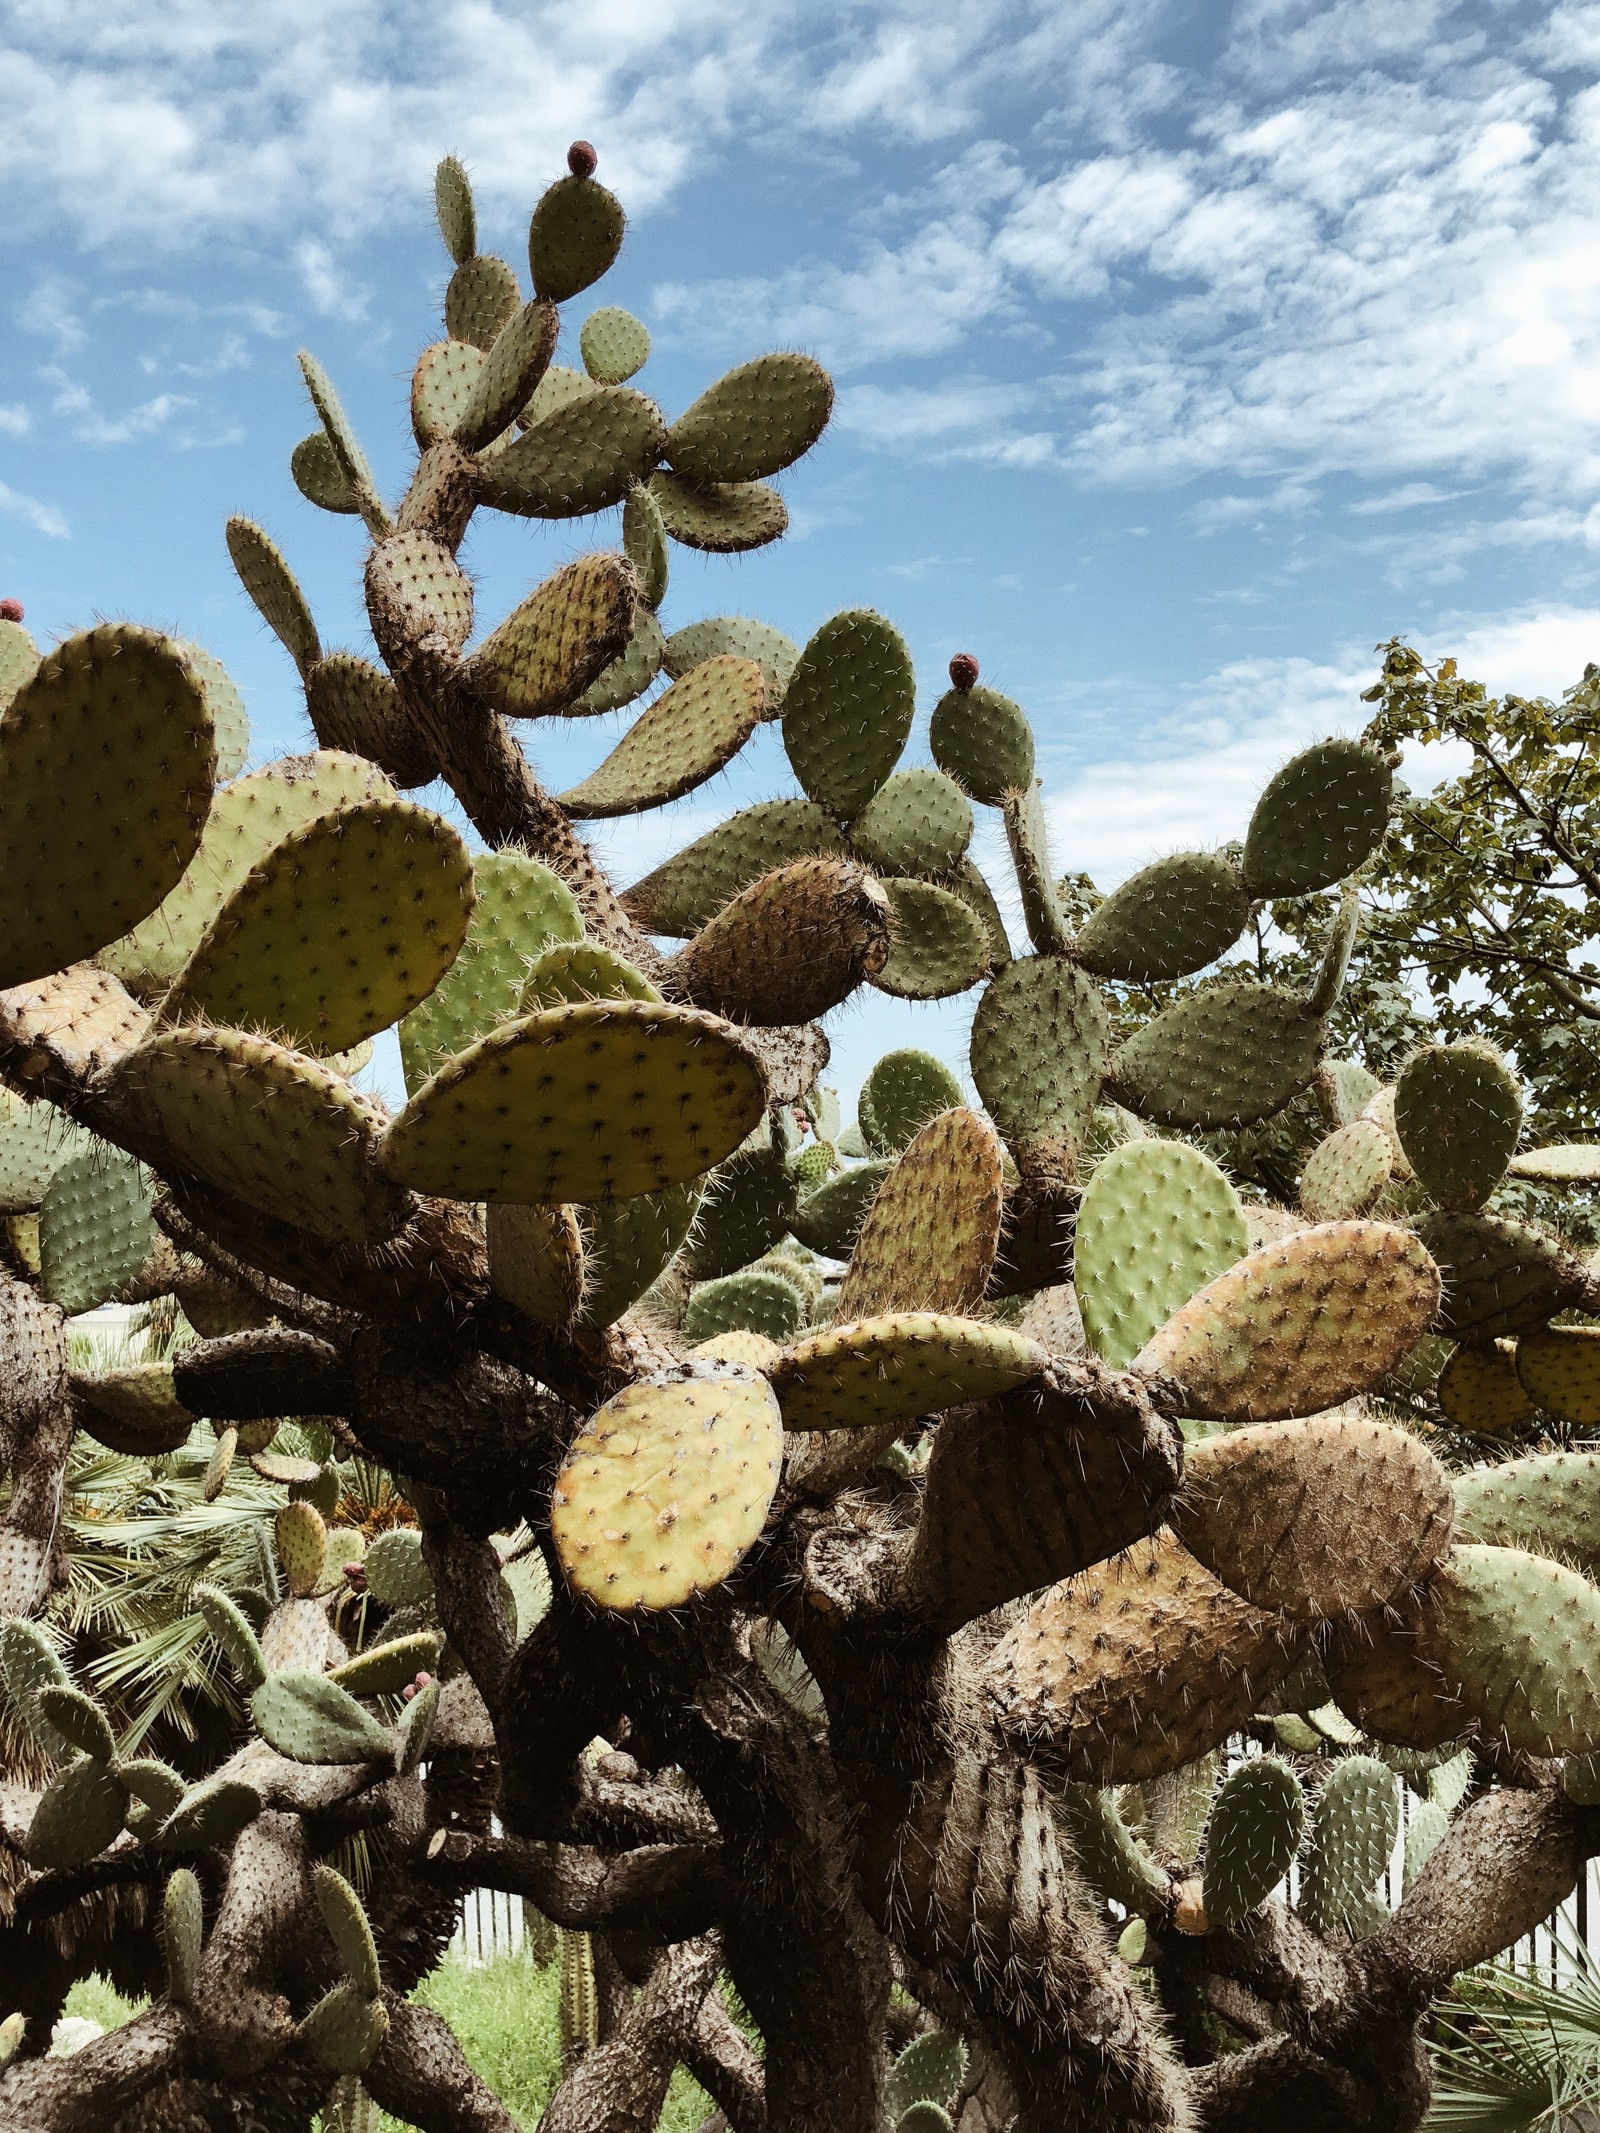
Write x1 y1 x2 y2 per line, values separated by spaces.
5 0 1600 1099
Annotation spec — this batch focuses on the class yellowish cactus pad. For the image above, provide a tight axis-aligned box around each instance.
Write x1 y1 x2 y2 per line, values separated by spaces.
768 1312 1044 1433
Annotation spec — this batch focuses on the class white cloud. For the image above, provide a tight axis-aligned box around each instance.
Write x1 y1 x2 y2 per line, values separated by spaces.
43 370 194 446
0 484 69 539
0 406 31 437
294 239 369 322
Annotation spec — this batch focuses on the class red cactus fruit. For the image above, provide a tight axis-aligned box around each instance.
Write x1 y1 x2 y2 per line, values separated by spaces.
948 653 979 691
567 141 598 179
0 600 23 624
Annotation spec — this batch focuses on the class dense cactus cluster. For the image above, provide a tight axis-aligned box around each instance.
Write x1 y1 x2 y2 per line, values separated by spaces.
0 147 1597 2133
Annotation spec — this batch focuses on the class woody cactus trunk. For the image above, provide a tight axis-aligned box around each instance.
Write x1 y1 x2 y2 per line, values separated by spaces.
0 145 1597 2133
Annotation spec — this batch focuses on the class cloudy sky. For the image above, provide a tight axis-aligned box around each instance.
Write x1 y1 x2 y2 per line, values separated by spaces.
4 0 1600 1092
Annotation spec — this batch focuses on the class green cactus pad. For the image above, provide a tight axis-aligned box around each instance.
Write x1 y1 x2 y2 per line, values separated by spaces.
455 299 559 451
1416 1210 1593 1339
886 2032 966 2124
366 531 472 655
782 610 915 823
411 339 484 446
277 1501 329 1597
39 1148 153 1316
177 643 250 783
1299 1118 1392 1221
837 1108 1004 1319
111 1025 402 1245
1418 1543 1600 1755
848 769 973 880
1323 1057 1383 1126
486 1201 584 1327
1393 1042 1522 1211
1508 1143 1600 1182
558 655 768 817
860 1051 964 1156
165 798 473 1055
648 470 788 552
1242 740 1394 897
987 1530 1304 1785
226 518 321 675
434 155 476 266
1175 1413 1454 1618
25 1756 128 1870
192 1582 267 1689
520 363 597 428
1059 1787 1169 1915
681 1270 804 1345
0 1619 71 1757
1107 982 1324 1131
575 1182 703 1330
304 655 431 791
396 1677 442 1775
465 553 635 720
399 849 582 1092
580 305 650 386
444 253 519 348
0 616 41 706
329 1632 442 1699
622 799 842 936
664 616 799 697
787 1160 890 1259
1436 1341 1536 1433
314 1864 382 1996
1298 1755 1399 1933
686 1143 797 1281
869 880 989 1002
0 627 215 988
1134 1220 1442 1424
622 481 668 608
1516 1326 1600 1425
297 351 380 518
1074 852 1250 983
36 1684 115 1763
292 430 359 514
302 1980 389 2076
1452 1450 1600 1572
1074 1139 1247 1369
251 1670 392 1765
969 955 1110 1146
483 387 666 519
768 1312 1043 1432
928 682 1034 805
1202 1756 1304 1927
382 999 763 1203
73 1363 196 1455
164 1868 204 2001
551 1365 783 1610
0 1093 89 1212
574 608 665 716
666 354 832 484
943 857 1012 968
363 1529 432 1610
103 750 392 993
528 171 625 301
153 1773 263 1851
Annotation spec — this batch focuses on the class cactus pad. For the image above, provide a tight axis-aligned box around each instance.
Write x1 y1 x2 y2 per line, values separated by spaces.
969 956 1109 1147
465 553 636 719
293 429 359 513
575 609 665 715
575 1181 703 1330
399 849 582 1091
1134 1220 1440 1423
768 1312 1043 1432
155 1775 264 1851
782 610 915 823
528 171 625 301
164 1869 204 2002
1451 1450 1600 1573
302 1980 389 2076
1074 853 1250 983
1419 1543 1600 1755
277 1501 329 1597
36 1684 115 1762
192 1582 267 1689
484 387 666 519
788 1159 890 1259
251 1670 393 1764
305 655 431 790
411 339 485 446
314 1865 382 1997
521 943 658 1012
1242 740 1393 897
381 999 764 1203
487 1201 585 1326
1437 1341 1537 1432
1298 1755 1399 1933
622 799 842 937
73 1363 196 1456
0 616 40 706
837 1108 1004 1319
622 483 668 609
445 254 519 348
1417 1210 1593 1339
329 1633 442 1699
681 1270 804 1345
455 299 559 451
559 656 768 817
0 627 215 988
39 1148 153 1316
1202 1756 1304 1927
928 681 1034 805
686 1144 797 1281
664 616 799 697
666 355 832 484
1074 1139 1247 1369
648 471 787 552
672 857 891 1025
848 769 973 881
551 1365 783 1610
0 1092 90 1212
1059 1788 1169 1915
870 879 991 1001
25 1756 128 1870
363 1529 432 1610
111 1025 403 1245
1299 1117 1392 1220
1515 1326 1600 1426
178 643 250 782
226 518 321 675
1175 1415 1454 1618
580 306 650 386
1107 982 1324 1131
166 799 473 1055
860 1051 964 1156
1508 1143 1600 1182
434 155 476 265
1394 1042 1522 1210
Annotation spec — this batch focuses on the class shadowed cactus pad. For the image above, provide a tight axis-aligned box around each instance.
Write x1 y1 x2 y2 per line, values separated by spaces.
1299 1117 1392 1221
622 799 843 937
768 1313 1043 1432
848 769 973 880
575 608 665 716
1202 1756 1304 1927
648 471 788 553
551 1366 783 1609
1418 1543 1600 1756
381 1000 764 1203
574 1181 703 1330
487 1202 585 1327
559 656 768 817
681 1270 804 1345
454 299 559 451
1073 1139 1247 1370
1074 852 1250 983
1515 1326 1600 1426
928 680 1033 806
25 1756 129 1870
1394 1042 1522 1211
686 1143 797 1282
1436 1341 1536 1433
73 1363 196 1455
1451 1451 1600 1574
1059 1787 1169 1915
873 880 991 1000
669 857 891 1026
1134 1221 1441 1424
464 554 636 720
305 655 433 790
836 1109 1004 1319
860 1051 964 1156
529 170 625 302
667 354 832 484
782 610 915 823
1107 982 1324 1131
1174 1415 1454 1619
664 617 799 697
1242 739 1393 897
788 1160 891 1260
1417 1211 1594 1339
484 389 667 519
1326 1606 1467 1749
0 1092 90 1212
969 956 1109 1148
165 799 474 1055
0 627 215 989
